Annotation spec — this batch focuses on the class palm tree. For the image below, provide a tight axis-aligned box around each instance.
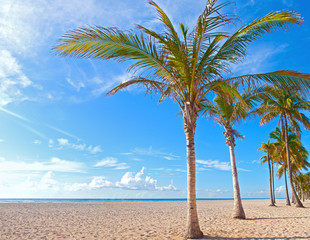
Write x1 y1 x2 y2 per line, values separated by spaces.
201 84 263 218
54 0 310 237
257 88 310 207
271 155 276 204
269 127 291 205
258 140 276 206
294 173 308 202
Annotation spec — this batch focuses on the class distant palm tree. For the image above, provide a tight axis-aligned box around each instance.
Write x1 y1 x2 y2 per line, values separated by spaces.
294 172 309 202
258 140 276 206
270 124 310 207
201 84 263 218
54 0 310 237
269 127 291 205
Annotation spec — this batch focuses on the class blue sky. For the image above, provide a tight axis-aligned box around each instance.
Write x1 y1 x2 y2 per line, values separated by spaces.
0 0 309 198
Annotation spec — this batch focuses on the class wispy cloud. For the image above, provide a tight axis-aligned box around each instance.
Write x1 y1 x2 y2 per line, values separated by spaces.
94 157 129 170
91 72 131 97
0 157 84 173
0 106 31 122
230 44 288 75
66 167 177 191
252 159 261 164
46 125 79 139
121 146 180 161
197 159 250 172
34 140 42 145
0 50 32 107
49 138 103 155
197 159 231 171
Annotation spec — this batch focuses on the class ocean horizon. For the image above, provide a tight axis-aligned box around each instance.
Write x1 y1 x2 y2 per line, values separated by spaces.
0 198 272 203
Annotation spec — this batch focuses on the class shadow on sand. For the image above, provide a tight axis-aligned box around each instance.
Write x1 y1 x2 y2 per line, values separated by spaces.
202 236 310 240
246 216 310 220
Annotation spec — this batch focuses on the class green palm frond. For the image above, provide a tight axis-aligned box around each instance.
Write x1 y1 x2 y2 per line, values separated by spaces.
55 27 174 79
107 78 166 96
148 0 180 44
226 71 310 95
206 11 302 69
260 155 268 164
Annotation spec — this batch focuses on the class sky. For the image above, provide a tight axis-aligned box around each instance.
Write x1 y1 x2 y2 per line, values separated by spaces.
0 0 309 199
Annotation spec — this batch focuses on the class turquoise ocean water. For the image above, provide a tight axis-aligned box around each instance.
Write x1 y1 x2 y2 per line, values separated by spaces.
0 198 268 203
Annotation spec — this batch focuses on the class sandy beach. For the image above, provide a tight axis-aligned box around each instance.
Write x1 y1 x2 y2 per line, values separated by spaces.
0 199 309 239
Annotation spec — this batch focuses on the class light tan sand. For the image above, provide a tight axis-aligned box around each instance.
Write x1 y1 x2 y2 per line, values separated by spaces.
0 199 309 239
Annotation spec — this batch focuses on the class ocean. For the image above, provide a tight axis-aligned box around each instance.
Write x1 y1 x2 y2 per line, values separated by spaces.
0 198 268 203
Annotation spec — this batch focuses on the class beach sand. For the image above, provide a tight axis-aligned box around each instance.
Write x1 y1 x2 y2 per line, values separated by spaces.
0 199 309 239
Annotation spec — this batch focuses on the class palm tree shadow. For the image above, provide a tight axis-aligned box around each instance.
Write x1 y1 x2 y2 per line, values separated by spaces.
202 236 310 239
246 216 310 220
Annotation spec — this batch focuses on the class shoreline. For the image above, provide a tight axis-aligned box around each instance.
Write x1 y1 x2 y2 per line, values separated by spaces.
0 199 309 239
0 198 273 203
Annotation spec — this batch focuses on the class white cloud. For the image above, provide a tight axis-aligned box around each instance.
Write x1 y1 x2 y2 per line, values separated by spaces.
121 146 179 161
46 125 79 139
197 159 231 171
66 77 85 92
205 188 229 194
95 157 129 170
197 159 250 172
0 157 84 173
0 107 31 122
0 0 148 55
65 177 113 191
0 50 32 106
48 139 54 148
0 139 4 143
66 167 177 192
276 185 286 194
88 145 103 154
57 138 69 146
53 138 102 154
57 138 84 149
116 167 176 191
252 159 261 164
230 44 288 75
152 167 187 173
89 177 114 189
34 140 42 145
91 73 128 97
21 171 58 191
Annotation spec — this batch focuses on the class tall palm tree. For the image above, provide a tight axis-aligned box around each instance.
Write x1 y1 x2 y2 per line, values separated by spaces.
271 155 276 204
258 140 276 206
269 127 291 205
54 0 310 237
257 88 310 207
201 84 263 218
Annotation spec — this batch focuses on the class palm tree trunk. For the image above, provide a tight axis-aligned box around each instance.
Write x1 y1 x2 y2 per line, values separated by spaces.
292 192 296 204
225 129 245 219
283 116 304 208
184 114 203 239
271 161 276 204
284 166 291 206
267 156 275 206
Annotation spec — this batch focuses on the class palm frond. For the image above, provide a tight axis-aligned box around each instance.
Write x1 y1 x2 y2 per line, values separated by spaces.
226 70 310 96
207 10 302 68
107 78 166 96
